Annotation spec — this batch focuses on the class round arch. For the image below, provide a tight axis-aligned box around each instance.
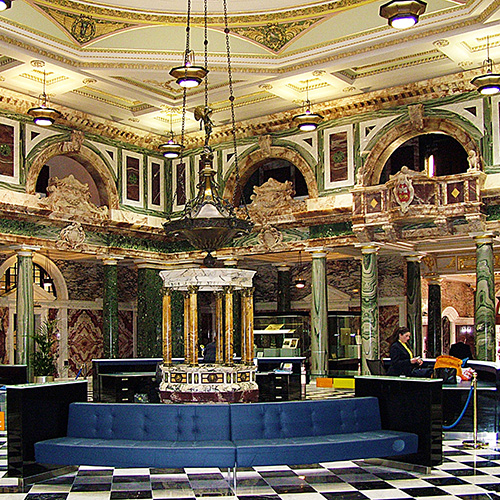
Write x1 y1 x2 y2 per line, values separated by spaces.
361 116 481 186
25 143 119 209
0 253 69 301
223 146 319 202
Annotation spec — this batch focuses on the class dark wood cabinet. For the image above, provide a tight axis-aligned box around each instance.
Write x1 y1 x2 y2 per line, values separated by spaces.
99 373 159 403
256 372 301 401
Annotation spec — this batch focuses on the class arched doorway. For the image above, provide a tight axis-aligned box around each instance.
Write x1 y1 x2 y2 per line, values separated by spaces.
25 142 119 209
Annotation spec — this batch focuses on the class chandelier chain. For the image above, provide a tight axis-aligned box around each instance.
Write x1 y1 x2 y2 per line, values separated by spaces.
223 0 250 217
204 0 209 108
183 0 192 66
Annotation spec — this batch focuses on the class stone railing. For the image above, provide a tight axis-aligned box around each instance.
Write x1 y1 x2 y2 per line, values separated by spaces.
351 167 486 242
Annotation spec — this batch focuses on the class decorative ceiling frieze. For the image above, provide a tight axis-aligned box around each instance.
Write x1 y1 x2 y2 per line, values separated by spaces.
231 18 320 53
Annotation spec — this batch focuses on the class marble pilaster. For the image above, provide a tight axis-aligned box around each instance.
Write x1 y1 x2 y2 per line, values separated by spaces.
276 265 291 312
310 250 328 378
137 265 163 358
102 257 120 359
361 245 379 375
406 255 423 356
474 234 496 361
14 246 39 382
427 276 442 357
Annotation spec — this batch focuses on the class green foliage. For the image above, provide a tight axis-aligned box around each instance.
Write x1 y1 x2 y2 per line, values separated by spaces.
31 318 58 377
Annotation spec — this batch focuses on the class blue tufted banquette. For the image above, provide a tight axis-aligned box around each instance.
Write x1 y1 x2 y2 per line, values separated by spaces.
35 397 417 469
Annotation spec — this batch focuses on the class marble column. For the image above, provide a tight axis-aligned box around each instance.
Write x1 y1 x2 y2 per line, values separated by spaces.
183 291 191 364
215 291 224 363
136 265 163 357
162 288 172 365
276 265 291 312
310 250 328 378
241 288 255 364
474 234 496 361
14 246 39 382
102 257 120 359
426 276 442 358
224 286 234 365
406 255 423 356
361 245 379 375
188 285 199 366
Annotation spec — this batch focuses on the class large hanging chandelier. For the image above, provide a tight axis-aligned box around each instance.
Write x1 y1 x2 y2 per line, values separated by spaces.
163 0 253 266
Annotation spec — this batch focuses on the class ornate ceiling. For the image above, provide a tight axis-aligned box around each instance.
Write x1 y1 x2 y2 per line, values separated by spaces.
0 0 498 143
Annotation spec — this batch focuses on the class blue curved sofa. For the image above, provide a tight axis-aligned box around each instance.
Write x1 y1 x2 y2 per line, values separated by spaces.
34 397 417 470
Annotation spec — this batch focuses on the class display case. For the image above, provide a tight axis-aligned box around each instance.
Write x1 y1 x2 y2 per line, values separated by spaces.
328 312 361 376
254 312 310 358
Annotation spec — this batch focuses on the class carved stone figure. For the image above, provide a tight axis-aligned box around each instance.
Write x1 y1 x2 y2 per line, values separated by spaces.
247 177 295 225
258 135 272 156
408 103 424 131
60 130 85 153
39 174 108 220
467 149 481 171
56 222 86 250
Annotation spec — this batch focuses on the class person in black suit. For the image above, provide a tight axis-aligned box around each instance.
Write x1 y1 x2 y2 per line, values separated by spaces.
387 326 432 377
449 337 473 360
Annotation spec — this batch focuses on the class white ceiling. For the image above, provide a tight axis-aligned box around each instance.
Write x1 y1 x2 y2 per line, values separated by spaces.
0 0 497 143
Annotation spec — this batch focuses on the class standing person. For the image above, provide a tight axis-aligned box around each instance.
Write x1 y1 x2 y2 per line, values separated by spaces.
449 336 473 360
387 326 432 377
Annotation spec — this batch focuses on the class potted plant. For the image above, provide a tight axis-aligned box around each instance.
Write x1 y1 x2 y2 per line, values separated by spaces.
32 318 58 383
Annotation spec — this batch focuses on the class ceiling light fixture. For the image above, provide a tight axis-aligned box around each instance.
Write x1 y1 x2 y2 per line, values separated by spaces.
293 80 323 132
169 0 208 88
163 0 253 267
0 0 12 11
159 109 183 159
471 36 500 96
27 63 62 127
295 251 306 289
379 0 427 29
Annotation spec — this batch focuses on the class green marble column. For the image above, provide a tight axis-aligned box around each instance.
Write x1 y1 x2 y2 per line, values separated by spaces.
103 257 120 358
361 245 379 375
427 276 442 357
276 265 291 312
137 265 163 358
310 250 328 378
15 246 39 382
406 255 423 356
474 234 496 361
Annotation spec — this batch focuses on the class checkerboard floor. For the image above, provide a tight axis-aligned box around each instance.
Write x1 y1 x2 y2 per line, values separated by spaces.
2 435 500 499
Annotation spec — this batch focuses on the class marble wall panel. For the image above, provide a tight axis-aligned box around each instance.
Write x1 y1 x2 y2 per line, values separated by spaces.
68 309 103 377
119 310 133 358
0 307 7 364
379 305 400 358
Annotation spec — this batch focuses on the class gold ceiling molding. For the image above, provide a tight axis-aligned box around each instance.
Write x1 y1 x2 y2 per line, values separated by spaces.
70 87 144 111
35 4 135 45
29 0 376 25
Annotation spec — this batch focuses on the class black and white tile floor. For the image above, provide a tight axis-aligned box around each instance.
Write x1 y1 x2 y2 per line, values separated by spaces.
1 385 500 500
3 435 500 499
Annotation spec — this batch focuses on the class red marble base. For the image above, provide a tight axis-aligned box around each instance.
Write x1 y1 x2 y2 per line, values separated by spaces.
160 389 259 404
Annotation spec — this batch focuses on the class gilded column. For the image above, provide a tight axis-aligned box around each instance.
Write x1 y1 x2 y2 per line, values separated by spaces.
162 288 172 365
427 276 442 357
224 286 234 364
474 234 496 361
310 250 328 378
406 255 423 356
136 264 163 357
188 285 199 366
276 265 291 312
183 291 191 364
361 245 379 375
102 257 121 359
215 291 224 363
15 246 39 381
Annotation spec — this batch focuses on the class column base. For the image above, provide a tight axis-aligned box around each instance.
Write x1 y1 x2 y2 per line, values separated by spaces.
159 363 259 403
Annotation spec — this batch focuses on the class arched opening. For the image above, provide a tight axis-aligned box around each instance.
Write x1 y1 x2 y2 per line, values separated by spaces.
361 116 480 186
223 146 318 204
241 158 308 205
379 133 469 184
36 155 101 206
26 143 119 209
